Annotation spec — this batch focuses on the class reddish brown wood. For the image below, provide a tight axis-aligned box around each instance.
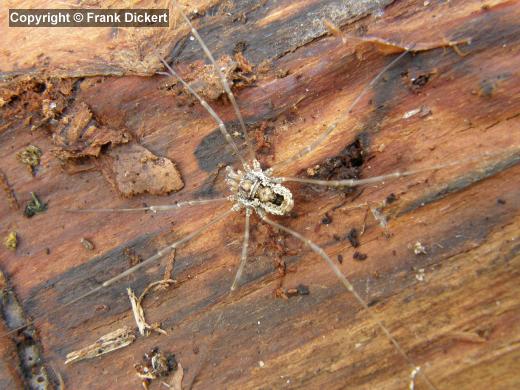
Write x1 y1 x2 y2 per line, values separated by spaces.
1 1 520 389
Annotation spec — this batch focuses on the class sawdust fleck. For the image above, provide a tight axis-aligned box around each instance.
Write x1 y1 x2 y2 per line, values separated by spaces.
4 231 17 251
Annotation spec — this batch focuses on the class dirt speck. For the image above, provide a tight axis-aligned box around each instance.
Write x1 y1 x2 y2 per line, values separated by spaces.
16 145 42 176
80 238 94 251
124 247 143 268
134 347 178 389
321 213 332 225
275 68 290 78
4 231 17 251
353 251 367 261
403 68 437 93
385 193 397 204
23 192 47 218
347 228 360 248
285 284 310 298
412 241 427 255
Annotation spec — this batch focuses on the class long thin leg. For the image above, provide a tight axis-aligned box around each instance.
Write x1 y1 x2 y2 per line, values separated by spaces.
231 208 251 291
65 197 228 213
173 1 255 162
280 148 520 187
157 57 248 168
270 50 409 172
2 208 234 337
261 215 438 390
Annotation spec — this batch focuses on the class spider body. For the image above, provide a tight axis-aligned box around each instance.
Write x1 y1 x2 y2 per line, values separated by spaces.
226 159 294 216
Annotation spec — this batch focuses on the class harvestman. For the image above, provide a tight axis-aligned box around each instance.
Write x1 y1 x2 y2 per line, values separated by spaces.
7 4 519 390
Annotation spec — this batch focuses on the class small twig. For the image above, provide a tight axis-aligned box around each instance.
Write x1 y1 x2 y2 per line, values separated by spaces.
65 326 136 364
128 288 160 336
128 279 176 337
141 279 177 299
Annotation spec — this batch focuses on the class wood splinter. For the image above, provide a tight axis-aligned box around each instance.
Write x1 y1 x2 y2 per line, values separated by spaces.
128 279 177 336
64 326 136 364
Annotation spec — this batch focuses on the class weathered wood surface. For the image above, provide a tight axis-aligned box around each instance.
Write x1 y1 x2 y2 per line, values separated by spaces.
1 0 520 389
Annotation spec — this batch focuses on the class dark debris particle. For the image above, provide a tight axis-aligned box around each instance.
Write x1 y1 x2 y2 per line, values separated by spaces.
23 192 47 218
296 284 310 295
367 299 379 307
286 284 310 298
347 228 360 248
321 213 332 225
95 304 109 313
337 254 343 264
353 251 368 261
233 41 248 54
386 193 397 204
275 68 290 78
479 79 496 97
310 140 364 176
497 198 506 205
412 74 430 87
135 347 178 387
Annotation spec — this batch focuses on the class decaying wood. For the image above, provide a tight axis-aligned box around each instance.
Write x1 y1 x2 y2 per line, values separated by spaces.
1 0 520 389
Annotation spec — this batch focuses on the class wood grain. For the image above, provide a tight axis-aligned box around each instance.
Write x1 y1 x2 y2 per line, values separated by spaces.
1 0 520 389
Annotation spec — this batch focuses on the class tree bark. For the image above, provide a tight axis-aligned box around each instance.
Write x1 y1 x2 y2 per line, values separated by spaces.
1 1 519 389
